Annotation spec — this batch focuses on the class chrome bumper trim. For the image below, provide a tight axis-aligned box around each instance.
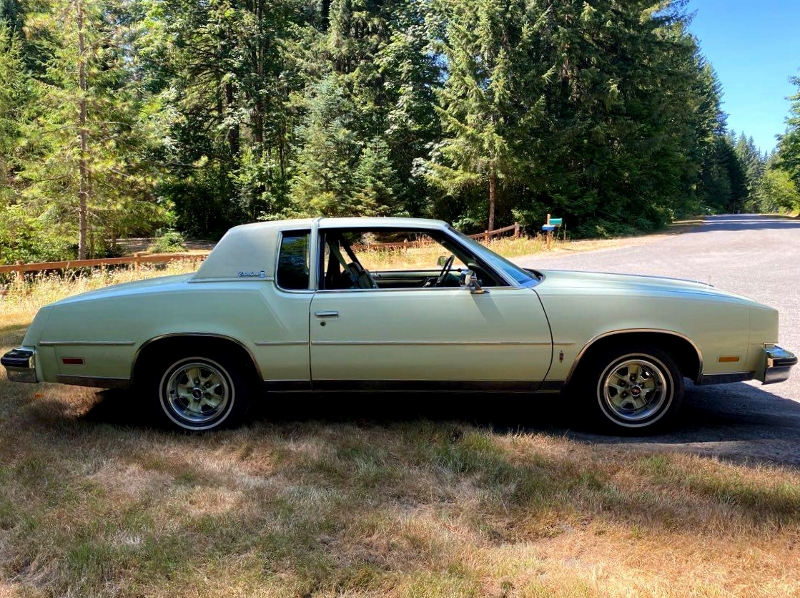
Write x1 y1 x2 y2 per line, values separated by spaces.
1 348 38 383
763 345 797 385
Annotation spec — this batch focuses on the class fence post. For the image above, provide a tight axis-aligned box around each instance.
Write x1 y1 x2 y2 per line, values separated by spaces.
134 252 142 272
514 222 520 238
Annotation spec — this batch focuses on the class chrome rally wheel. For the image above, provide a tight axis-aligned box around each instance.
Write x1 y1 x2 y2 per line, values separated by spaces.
157 356 244 431
586 345 684 432
599 355 669 424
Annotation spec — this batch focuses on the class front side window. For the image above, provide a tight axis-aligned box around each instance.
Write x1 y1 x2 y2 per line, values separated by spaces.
449 227 536 286
277 231 310 290
318 228 505 290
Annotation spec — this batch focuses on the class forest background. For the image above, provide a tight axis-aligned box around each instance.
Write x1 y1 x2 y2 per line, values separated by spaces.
2 0 800 262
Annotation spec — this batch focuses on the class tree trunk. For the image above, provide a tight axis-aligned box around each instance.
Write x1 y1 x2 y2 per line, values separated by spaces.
488 167 496 232
225 82 240 157
77 0 88 260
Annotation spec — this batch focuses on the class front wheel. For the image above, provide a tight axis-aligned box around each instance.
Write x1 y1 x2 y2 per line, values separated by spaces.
151 354 251 431
581 345 684 433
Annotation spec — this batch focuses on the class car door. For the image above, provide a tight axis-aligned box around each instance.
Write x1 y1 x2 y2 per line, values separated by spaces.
308 286 553 388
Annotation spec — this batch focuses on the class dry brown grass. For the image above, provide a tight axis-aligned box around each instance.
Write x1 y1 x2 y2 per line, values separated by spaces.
0 392 800 597
4 225 800 596
1 260 200 322
1 367 800 597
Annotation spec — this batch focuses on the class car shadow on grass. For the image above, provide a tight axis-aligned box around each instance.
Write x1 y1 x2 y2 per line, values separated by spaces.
84 388 577 432
85 380 800 467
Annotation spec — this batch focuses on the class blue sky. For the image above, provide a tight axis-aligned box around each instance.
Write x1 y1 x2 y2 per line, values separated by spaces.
686 0 800 154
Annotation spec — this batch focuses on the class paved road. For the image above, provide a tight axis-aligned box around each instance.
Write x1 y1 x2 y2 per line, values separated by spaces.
515 214 800 466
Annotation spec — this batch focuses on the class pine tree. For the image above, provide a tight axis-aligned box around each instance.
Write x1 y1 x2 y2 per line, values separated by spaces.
289 76 363 216
139 0 300 234
18 0 166 258
526 0 715 232
0 22 26 192
776 74 800 189
425 0 546 231
734 134 766 211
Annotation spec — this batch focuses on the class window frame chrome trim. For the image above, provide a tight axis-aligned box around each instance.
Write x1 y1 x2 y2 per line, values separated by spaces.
274 228 314 293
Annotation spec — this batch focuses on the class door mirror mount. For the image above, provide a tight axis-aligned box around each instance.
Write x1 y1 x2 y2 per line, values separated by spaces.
460 270 486 294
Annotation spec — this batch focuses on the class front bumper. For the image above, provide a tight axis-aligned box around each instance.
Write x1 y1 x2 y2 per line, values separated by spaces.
762 345 797 384
1 348 38 383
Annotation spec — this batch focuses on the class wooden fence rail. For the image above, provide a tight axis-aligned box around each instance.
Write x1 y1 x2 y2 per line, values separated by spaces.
1 222 522 276
468 222 521 241
0 251 211 276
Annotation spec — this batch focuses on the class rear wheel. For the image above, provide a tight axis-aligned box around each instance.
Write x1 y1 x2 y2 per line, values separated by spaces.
151 353 252 431
580 345 684 433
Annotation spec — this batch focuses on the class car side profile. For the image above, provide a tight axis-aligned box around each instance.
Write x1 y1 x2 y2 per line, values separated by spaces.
2 217 796 433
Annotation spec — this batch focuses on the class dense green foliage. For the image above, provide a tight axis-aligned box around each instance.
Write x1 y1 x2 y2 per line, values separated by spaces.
774 75 800 213
0 0 789 262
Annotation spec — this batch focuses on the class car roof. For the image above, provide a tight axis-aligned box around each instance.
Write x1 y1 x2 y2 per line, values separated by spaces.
317 217 449 230
192 217 451 282
226 216 449 233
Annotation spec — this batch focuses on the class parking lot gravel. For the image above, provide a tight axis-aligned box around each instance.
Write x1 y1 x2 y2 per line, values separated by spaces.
513 214 800 466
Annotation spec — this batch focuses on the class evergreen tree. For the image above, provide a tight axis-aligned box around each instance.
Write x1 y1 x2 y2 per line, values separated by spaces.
0 22 25 194
351 138 402 215
0 0 777 261
526 1 714 232
139 0 300 235
776 73 800 189
734 133 766 212
289 76 362 216
17 0 166 258
425 0 546 231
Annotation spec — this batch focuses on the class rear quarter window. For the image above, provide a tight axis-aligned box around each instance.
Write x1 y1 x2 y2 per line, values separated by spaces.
277 231 311 290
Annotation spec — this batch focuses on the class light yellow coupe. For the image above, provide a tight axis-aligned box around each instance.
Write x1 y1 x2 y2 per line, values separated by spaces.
3 218 796 433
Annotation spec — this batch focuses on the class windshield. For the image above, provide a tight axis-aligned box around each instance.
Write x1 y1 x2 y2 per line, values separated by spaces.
448 227 537 286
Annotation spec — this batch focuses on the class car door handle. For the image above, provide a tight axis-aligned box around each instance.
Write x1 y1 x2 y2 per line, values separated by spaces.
314 311 339 318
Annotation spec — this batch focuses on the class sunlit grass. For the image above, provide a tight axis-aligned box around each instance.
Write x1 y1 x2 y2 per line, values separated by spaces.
0 401 799 597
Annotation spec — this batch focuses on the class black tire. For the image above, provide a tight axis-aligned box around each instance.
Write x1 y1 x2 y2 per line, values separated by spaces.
578 344 684 434
149 353 252 432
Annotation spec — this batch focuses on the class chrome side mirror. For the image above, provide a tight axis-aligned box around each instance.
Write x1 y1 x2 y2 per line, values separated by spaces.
436 255 448 267
460 270 486 294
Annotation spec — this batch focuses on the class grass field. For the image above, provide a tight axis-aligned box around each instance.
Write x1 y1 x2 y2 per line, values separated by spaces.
2 241 800 597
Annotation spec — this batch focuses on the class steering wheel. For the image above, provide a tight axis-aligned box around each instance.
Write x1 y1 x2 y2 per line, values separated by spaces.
435 255 455 287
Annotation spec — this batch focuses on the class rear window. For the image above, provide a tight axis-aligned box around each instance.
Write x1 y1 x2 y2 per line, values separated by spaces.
277 231 310 290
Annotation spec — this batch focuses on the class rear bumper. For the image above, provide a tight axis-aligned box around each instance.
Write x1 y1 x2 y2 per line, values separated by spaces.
762 345 797 385
1 348 38 383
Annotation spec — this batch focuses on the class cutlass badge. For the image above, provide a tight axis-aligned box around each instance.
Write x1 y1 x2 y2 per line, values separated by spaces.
237 270 266 278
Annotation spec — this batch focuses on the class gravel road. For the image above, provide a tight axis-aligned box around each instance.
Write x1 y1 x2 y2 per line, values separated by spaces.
514 214 800 466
